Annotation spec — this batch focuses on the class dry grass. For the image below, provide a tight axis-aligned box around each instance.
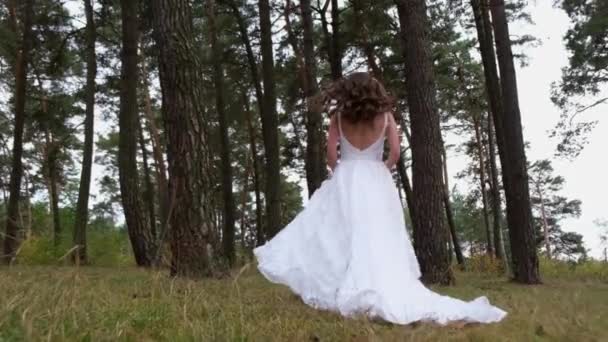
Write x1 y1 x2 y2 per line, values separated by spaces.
0 265 607 341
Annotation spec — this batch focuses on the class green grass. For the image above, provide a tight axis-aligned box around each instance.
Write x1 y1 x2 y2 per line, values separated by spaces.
1 265 607 341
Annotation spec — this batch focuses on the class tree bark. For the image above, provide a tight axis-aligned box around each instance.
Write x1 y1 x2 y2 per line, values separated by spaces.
300 0 326 196
151 0 218 277
119 0 156 267
258 0 282 238
209 0 236 266
3 0 34 264
395 0 453 285
243 94 265 246
489 0 540 283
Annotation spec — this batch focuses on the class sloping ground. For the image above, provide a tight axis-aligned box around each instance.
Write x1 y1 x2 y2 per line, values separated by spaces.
0 265 606 341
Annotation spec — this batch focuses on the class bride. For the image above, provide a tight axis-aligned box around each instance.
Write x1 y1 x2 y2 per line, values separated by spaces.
254 72 507 325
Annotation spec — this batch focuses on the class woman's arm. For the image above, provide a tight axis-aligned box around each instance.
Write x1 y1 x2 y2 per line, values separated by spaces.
327 115 339 171
385 114 400 170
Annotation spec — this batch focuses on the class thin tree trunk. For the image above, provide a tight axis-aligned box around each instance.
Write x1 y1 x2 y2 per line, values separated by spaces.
141 50 170 241
318 0 341 80
3 0 34 264
138 117 157 239
46 131 61 248
395 0 453 285
228 1 265 126
120 0 155 267
243 94 264 246
209 0 236 266
536 184 551 259
396 159 415 216
73 0 96 265
396 118 417 229
238 156 252 251
300 0 326 195
473 116 494 254
351 0 382 78
36 93 63 248
486 114 506 260
489 0 540 284
151 0 218 277
442 146 465 267
329 0 342 79
258 0 282 238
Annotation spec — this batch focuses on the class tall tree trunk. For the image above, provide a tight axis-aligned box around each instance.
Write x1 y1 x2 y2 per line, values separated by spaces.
3 0 34 264
472 0 507 262
442 146 465 267
473 116 494 254
243 94 264 246
119 0 156 267
489 0 540 284
141 50 170 241
395 0 453 285
151 0 218 277
73 0 96 265
138 117 157 239
300 0 326 196
487 115 506 261
229 4 269 230
258 0 282 238
209 0 236 266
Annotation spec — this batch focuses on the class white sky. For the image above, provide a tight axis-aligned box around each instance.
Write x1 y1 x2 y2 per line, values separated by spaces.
445 1 607 258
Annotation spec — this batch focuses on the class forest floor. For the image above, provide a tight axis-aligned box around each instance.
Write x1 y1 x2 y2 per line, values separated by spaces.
0 265 607 341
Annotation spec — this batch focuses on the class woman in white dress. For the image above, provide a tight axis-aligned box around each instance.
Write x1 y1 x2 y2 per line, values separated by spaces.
254 72 507 325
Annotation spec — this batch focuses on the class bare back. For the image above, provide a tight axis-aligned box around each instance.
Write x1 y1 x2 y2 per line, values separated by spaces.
339 114 387 151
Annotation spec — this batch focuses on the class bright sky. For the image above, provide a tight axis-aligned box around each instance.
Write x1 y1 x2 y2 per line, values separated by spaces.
446 1 607 258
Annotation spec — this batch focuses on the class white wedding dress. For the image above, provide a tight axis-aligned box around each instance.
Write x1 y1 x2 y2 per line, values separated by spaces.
254 113 507 325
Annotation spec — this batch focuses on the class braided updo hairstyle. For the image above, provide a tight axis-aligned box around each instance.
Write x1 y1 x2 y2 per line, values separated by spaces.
315 72 394 124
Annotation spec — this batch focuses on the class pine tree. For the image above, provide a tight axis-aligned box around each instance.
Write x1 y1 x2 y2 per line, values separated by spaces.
119 0 156 267
395 0 453 285
490 0 540 283
151 0 220 277
73 0 97 265
3 0 35 264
